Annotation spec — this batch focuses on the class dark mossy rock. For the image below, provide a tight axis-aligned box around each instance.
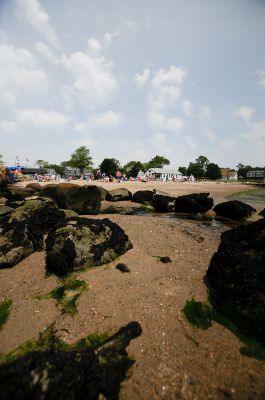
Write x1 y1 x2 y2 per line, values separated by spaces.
26 182 42 191
213 200 256 220
0 205 13 216
39 183 101 214
100 201 135 215
152 191 176 212
116 263 130 272
259 208 265 217
0 321 142 400
0 198 65 268
106 188 132 202
46 217 133 276
174 192 213 214
97 186 108 200
132 190 154 205
206 218 265 343
5 199 25 208
2 185 35 201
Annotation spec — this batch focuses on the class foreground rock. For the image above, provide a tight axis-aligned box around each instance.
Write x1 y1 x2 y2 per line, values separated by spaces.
0 322 142 400
2 185 35 201
259 208 265 217
152 190 176 212
206 218 265 343
46 217 132 276
213 200 256 220
26 182 42 191
100 201 135 215
106 188 132 202
0 198 65 268
132 190 154 205
174 193 213 214
40 183 101 214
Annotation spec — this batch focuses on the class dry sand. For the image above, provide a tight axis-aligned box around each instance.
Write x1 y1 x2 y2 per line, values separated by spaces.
0 181 265 399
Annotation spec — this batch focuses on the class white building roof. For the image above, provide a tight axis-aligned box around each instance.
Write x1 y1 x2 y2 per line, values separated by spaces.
147 168 182 175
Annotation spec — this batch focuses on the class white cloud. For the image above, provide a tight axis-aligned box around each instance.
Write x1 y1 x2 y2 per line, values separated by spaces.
0 120 17 133
199 105 211 123
204 129 216 142
62 51 117 107
166 117 184 135
0 43 47 103
15 0 59 47
87 38 101 56
148 66 187 111
34 41 58 63
242 121 265 141
135 68 150 87
235 106 255 124
148 111 165 130
16 108 69 129
182 100 193 117
256 70 265 87
74 122 90 136
90 111 122 129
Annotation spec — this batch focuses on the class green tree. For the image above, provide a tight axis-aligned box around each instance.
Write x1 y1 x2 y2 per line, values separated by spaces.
0 154 4 165
99 158 120 176
123 161 144 178
187 162 204 178
205 163 222 180
146 155 170 169
36 160 49 168
178 166 188 175
195 155 209 173
68 146 93 174
45 163 65 176
236 163 252 179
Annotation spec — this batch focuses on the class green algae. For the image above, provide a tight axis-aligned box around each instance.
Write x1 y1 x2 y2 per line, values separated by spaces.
39 279 87 316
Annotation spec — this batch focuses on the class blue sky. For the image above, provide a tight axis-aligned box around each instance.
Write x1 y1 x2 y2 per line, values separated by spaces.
0 0 264 168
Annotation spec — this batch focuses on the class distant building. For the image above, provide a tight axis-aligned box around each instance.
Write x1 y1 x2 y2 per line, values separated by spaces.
246 170 265 179
145 168 183 181
220 168 238 180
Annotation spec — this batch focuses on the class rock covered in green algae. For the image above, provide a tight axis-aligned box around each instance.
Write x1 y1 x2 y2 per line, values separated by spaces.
39 183 101 214
0 321 142 400
46 217 133 276
0 198 65 268
2 185 35 201
206 218 265 343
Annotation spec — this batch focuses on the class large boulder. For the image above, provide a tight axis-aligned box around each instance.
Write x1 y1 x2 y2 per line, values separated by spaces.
2 185 35 201
213 200 256 220
174 192 213 214
46 217 133 276
39 183 101 214
132 190 154 205
106 188 132 202
0 198 65 268
97 186 108 200
100 201 135 215
26 182 42 191
152 190 176 212
206 219 265 343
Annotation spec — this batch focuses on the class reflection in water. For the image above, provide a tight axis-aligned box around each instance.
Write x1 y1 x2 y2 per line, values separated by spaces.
133 209 239 232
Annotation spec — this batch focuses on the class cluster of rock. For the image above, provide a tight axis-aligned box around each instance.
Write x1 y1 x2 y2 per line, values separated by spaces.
0 184 132 275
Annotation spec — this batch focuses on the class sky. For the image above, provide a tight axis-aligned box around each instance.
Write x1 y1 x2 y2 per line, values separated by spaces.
0 0 265 169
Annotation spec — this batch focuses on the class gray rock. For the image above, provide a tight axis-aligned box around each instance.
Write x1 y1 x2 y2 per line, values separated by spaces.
0 198 65 268
0 205 14 216
46 217 133 276
174 193 213 214
206 218 265 343
213 200 255 220
152 190 176 212
39 183 101 214
106 188 132 202
132 190 154 204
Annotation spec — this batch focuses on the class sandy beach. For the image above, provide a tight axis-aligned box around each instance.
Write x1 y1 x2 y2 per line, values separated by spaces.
0 181 265 399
